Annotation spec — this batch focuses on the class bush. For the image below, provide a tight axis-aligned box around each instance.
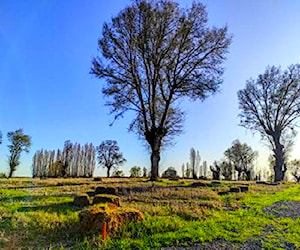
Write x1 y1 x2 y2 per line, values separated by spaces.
0 172 7 178
130 166 142 177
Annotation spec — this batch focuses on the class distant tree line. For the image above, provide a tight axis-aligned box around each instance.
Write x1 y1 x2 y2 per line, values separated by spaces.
181 142 257 181
182 147 207 179
32 140 96 178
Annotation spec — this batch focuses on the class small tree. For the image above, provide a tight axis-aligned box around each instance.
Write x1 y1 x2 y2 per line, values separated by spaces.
181 163 185 178
91 0 232 181
238 65 300 182
220 161 233 180
130 166 142 177
7 129 31 178
112 169 125 177
289 159 300 182
196 151 201 177
143 167 148 177
62 140 73 177
201 160 208 178
96 140 126 177
185 162 192 178
190 148 197 179
224 140 257 181
210 161 221 180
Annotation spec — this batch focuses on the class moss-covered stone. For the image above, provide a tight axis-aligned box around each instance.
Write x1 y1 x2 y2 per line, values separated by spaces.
93 195 121 207
74 194 90 207
93 177 102 181
79 205 144 234
239 186 249 192
229 187 240 193
95 186 118 195
190 182 207 187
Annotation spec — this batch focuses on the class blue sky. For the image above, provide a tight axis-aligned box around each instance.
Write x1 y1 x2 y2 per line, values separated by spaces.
1 0 300 177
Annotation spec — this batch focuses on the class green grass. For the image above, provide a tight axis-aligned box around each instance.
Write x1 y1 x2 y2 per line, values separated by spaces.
0 178 299 249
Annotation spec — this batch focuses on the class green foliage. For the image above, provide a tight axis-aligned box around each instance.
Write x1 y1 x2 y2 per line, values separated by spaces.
130 166 142 177
220 161 233 180
112 169 125 177
143 167 148 177
224 140 257 180
7 129 31 178
0 178 299 249
0 172 7 178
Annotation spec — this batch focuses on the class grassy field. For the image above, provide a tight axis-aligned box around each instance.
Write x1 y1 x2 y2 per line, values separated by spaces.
0 178 299 249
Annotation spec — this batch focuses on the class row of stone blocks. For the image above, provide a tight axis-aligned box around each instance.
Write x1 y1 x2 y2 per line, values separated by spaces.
76 185 145 234
74 186 121 207
74 194 121 207
218 186 249 196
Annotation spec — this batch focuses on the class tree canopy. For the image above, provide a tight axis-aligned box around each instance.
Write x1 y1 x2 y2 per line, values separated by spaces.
238 64 300 181
130 166 142 177
91 0 231 180
96 140 126 177
7 129 31 178
224 139 257 180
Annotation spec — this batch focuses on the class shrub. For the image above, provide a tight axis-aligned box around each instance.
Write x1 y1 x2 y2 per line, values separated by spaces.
0 172 7 178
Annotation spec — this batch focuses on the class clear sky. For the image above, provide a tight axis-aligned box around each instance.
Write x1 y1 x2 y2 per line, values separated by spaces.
1 0 300 177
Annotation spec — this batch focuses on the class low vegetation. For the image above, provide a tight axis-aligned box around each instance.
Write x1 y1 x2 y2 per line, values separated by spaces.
0 177 299 249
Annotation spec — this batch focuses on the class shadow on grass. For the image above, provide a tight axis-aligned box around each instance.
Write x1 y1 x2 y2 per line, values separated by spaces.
2 182 84 190
17 202 83 213
11 219 89 249
4 203 94 249
175 211 198 221
0 194 73 203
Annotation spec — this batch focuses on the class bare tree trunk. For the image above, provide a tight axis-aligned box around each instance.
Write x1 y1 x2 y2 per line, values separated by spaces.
146 129 164 181
245 170 251 181
107 167 111 178
8 168 14 178
237 171 242 180
150 149 160 181
273 133 285 182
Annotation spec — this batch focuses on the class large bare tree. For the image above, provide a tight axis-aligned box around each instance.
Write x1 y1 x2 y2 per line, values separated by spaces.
238 65 300 182
91 0 231 180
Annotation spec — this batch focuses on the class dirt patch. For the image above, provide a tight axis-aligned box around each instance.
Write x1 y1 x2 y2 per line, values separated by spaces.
161 239 262 250
263 200 300 219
